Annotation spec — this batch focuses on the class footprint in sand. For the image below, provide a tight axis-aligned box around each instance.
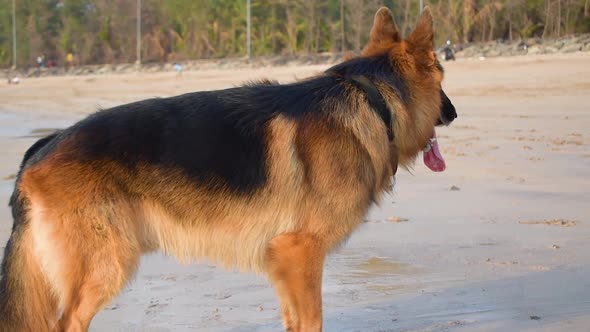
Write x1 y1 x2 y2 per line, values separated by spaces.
506 176 526 184
551 138 583 146
204 292 232 300
528 156 544 162
145 299 168 315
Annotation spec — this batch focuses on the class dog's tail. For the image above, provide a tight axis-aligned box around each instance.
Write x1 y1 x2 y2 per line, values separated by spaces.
1 133 61 331
8 132 60 209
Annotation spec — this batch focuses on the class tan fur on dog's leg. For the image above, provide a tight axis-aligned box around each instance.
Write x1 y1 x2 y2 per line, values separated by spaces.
279 299 296 331
58 277 123 332
265 233 325 332
55 238 139 332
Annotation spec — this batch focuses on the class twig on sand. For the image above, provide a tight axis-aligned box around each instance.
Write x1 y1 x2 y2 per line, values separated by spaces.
387 217 409 223
519 219 577 227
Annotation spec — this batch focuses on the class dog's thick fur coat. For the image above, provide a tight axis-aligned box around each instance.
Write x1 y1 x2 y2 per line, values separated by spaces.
0 7 455 332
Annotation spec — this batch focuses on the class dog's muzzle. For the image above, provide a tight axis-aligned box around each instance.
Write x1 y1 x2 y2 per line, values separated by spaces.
437 89 457 126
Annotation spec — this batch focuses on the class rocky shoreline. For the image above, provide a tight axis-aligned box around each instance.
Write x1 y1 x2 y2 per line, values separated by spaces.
3 53 340 80
4 34 589 79
455 34 590 58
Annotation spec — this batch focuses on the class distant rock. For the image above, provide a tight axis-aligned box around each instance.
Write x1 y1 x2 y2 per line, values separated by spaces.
527 46 543 55
560 43 583 53
543 46 559 54
485 49 502 57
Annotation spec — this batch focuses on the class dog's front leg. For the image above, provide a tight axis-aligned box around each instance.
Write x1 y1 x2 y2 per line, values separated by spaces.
265 232 325 332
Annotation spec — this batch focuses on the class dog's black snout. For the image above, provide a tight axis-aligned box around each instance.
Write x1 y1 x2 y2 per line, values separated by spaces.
437 89 457 126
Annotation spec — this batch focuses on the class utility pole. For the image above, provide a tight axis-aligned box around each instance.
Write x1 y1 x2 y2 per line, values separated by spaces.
136 0 141 65
557 0 561 37
419 0 424 13
340 0 345 53
247 0 251 58
12 0 16 69
508 1 513 41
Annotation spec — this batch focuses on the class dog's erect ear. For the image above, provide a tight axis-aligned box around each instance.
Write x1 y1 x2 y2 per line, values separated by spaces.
369 7 401 46
408 7 434 52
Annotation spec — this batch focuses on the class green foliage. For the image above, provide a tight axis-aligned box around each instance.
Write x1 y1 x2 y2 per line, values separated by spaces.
0 0 588 67
97 18 110 43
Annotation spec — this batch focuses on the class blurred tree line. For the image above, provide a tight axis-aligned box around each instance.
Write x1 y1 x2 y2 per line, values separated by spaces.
0 0 589 67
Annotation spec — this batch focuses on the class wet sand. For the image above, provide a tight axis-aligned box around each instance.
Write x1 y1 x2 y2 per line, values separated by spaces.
1 53 589 331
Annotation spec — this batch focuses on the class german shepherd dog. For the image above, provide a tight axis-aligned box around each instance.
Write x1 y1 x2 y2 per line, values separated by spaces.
0 7 456 332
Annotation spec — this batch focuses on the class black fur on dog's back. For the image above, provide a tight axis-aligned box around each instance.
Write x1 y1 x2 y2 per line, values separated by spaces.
18 132 61 171
26 56 408 195
23 56 453 197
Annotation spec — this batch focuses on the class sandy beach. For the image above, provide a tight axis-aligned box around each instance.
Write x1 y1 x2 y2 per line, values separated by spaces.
1 53 589 331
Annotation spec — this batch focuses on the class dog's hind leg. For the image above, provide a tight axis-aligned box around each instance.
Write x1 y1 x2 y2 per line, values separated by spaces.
16 159 147 332
44 208 141 332
56 248 139 332
265 233 326 332
56 239 140 331
57 262 139 332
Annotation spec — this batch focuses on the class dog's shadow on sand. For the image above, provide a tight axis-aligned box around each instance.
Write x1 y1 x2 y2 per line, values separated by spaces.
227 267 590 332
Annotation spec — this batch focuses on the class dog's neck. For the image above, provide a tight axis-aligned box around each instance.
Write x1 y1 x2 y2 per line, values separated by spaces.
324 56 405 144
324 70 399 176
346 75 395 142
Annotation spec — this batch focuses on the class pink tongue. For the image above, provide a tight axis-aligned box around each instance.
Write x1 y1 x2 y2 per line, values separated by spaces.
423 130 446 172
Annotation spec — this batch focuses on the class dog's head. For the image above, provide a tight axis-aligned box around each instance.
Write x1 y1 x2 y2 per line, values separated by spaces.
361 7 457 171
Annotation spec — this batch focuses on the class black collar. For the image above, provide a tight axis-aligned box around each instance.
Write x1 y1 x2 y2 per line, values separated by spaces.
325 72 395 142
347 75 394 141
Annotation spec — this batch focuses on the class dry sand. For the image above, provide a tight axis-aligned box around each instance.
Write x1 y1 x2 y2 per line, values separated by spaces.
1 53 589 331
